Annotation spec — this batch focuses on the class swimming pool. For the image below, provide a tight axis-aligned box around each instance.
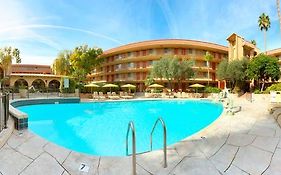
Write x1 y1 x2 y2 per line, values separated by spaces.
17 100 223 156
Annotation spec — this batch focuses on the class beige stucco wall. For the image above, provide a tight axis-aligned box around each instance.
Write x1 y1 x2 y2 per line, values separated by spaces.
9 75 61 87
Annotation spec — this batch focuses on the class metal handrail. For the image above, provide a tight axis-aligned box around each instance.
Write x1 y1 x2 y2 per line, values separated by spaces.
150 117 167 168
126 121 136 175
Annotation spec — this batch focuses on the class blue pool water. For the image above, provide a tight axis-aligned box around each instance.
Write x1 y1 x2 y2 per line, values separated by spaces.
18 100 223 156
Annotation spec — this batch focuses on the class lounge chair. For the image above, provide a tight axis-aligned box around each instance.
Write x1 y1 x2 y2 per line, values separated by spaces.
145 92 154 98
98 92 106 100
181 92 187 98
92 91 99 99
175 92 182 98
121 92 133 99
108 92 120 100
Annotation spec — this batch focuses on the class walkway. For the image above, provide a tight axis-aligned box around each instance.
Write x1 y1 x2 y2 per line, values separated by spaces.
0 95 281 175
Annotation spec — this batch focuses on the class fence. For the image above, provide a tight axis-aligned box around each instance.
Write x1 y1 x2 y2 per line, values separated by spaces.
5 88 78 100
0 93 9 133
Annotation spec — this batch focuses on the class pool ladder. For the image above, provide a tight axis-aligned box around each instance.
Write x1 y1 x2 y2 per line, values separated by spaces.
126 117 167 175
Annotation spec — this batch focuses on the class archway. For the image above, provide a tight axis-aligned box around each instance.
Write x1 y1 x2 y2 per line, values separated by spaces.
14 79 28 88
31 79 45 90
48 80 60 90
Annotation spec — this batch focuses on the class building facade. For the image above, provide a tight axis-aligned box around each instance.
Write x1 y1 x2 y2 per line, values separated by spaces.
0 64 62 90
227 33 260 61
267 48 281 65
89 39 229 91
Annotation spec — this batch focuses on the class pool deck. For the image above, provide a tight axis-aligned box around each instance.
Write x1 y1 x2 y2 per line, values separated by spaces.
1 95 281 174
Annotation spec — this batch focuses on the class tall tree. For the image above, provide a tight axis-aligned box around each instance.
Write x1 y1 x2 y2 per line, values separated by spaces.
258 13 271 53
52 50 72 75
0 47 21 77
226 58 249 90
276 0 281 32
69 45 103 75
204 51 214 85
247 54 280 91
175 59 194 89
145 72 155 86
216 59 229 80
151 57 178 89
217 58 248 90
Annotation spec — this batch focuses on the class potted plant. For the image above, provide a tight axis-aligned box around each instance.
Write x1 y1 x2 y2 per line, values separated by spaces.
18 85 28 98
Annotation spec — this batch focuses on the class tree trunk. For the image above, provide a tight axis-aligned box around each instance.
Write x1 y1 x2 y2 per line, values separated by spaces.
264 30 267 53
168 79 172 91
261 81 265 92
277 0 281 32
207 61 210 86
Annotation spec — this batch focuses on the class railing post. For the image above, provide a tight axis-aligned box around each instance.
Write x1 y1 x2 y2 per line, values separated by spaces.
12 88 14 100
4 93 9 129
0 94 3 132
150 117 167 168
126 121 136 175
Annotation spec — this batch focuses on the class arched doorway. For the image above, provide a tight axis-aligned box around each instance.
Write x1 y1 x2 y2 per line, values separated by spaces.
48 80 60 91
14 79 28 88
31 79 45 90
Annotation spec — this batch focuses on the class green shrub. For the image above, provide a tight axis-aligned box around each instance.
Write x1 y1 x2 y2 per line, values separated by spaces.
264 83 281 94
253 89 262 94
204 86 221 93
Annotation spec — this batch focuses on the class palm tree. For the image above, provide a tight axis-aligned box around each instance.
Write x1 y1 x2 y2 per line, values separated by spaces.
251 40 257 46
0 47 21 77
277 0 281 32
258 13 271 53
0 47 21 88
204 51 214 86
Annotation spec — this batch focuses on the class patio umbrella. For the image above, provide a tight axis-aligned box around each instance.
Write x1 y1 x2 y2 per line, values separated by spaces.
148 84 164 88
121 84 136 93
84 83 99 93
148 83 164 93
189 83 205 93
102 83 119 92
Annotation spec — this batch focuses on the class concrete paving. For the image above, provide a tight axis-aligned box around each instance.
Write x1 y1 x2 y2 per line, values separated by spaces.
0 94 280 174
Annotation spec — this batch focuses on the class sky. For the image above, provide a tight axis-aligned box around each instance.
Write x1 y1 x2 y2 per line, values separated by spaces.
0 0 280 65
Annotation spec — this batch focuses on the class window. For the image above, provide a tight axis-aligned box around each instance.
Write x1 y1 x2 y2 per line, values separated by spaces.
188 49 193 54
128 62 135 68
164 48 171 54
128 73 132 78
115 74 119 79
149 49 153 55
142 50 147 56
182 49 186 55
115 64 121 70
204 61 208 67
174 48 178 54
204 72 208 78
148 61 153 67
128 52 132 57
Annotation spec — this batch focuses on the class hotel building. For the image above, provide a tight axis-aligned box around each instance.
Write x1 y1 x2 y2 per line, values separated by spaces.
0 33 280 92
267 48 281 65
89 33 265 91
